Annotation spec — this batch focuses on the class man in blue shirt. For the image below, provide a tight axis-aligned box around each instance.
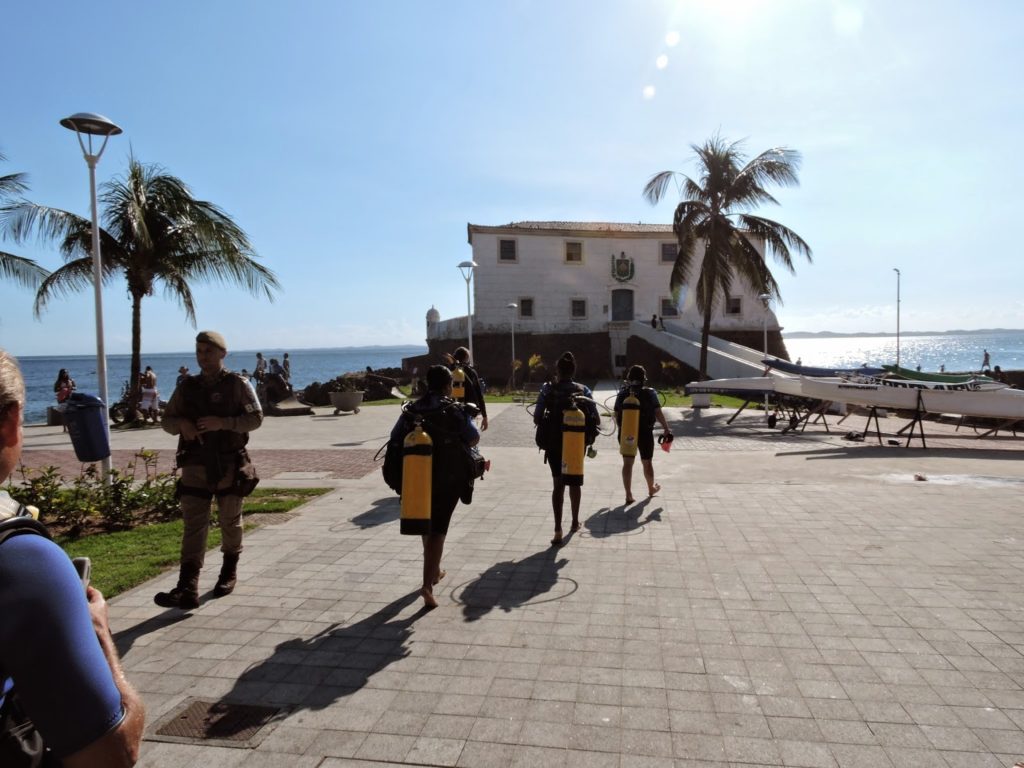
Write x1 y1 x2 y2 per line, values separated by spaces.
0 349 145 766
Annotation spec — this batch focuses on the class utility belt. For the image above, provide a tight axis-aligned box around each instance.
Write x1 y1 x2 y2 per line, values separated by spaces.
176 447 259 498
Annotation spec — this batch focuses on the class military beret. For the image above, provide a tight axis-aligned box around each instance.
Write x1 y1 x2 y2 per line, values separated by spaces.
196 330 227 351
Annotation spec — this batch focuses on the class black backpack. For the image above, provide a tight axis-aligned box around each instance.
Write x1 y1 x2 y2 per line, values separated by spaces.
534 382 600 450
0 515 58 768
382 401 483 503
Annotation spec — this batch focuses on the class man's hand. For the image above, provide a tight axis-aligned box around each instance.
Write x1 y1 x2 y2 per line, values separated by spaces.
480 415 489 431
86 586 112 640
196 415 226 433
179 420 202 442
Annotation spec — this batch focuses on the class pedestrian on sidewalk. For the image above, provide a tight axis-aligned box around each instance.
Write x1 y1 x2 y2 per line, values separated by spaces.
533 352 600 546
154 331 263 610
388 365 479 608
614 365 671 504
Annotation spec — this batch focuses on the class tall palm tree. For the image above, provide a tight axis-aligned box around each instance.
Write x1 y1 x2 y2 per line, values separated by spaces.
1 155 279 403
643 135 812 379
0 150 48 289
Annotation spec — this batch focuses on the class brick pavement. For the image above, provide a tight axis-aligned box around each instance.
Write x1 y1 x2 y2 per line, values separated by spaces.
22 398 1024 766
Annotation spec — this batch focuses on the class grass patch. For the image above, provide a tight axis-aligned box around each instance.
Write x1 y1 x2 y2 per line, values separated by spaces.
57 487 328 598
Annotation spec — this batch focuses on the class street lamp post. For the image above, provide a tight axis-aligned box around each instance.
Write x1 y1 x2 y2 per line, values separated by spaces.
61 112 121 479
507 302 518 389
893 268 901 368
457 260 478 360
758 293 772 422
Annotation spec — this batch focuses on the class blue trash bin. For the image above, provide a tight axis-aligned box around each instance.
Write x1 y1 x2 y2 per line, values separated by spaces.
64 392 111 463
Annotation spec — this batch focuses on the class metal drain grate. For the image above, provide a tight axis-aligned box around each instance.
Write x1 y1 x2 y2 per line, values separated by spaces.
155 700 280 745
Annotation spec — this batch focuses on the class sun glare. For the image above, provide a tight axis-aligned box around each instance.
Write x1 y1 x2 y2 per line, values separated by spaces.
643 85 656 99
665 31 680 46
656 54 668 69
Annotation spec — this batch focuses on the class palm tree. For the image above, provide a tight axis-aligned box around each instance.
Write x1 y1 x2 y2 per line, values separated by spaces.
1 155 279 405
643 135 812 379
0 150 49 289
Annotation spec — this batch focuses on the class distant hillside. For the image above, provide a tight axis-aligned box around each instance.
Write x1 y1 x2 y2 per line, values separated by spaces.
784 329 1024 339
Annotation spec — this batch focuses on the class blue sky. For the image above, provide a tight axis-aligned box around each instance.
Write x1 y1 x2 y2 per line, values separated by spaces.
2 0 1022 356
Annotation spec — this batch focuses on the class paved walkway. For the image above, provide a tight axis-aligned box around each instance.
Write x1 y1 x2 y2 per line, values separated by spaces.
21 390 1024 767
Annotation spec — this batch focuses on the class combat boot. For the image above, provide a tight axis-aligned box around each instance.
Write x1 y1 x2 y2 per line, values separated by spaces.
213 552 240 597
154 563 200 609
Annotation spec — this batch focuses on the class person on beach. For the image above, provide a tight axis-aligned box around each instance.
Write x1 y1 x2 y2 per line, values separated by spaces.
445 346 488 431
388 365 479 608
139 366 159 423
614 365 672 505
253 352 266 383
282 352 290 381
533 352 600 546
0 349 146 766
176 366 190 388
983 349 991 370
154 331 263 610
53 368 75 404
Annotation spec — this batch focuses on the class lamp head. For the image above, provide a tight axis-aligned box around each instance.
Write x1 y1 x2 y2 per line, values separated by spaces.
60 113 122 137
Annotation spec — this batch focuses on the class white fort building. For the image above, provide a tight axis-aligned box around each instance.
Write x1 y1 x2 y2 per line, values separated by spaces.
418 221 787 383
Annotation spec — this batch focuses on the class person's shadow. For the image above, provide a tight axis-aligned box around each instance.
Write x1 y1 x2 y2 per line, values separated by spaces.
113 609 191 657
457 547 572 622
584 497 662 538
349 497 400 528
211 590 428 728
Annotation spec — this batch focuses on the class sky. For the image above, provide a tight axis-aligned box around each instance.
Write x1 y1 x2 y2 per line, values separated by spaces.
2 0 1022 357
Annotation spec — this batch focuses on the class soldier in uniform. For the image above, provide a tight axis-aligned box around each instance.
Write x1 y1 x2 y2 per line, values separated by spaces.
154 331 263 610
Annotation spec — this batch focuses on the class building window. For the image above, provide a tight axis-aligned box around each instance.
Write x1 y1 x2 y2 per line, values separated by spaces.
725 296 742 315
571 299 587 318
565 241 583 264
660 242 678 263
660 298 679 317
519 298 534 317
499 239 518 263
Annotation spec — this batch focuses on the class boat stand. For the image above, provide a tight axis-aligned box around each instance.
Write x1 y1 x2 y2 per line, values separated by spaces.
955 415 1023 439
857 406 886 445
782 399 831 435
894 390 928 448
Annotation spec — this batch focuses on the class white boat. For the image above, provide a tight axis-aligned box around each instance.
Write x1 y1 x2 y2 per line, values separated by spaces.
800 376 1024 420
685 374 805 398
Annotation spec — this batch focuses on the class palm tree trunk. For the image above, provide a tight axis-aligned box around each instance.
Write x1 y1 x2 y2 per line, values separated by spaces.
699 305 713 381
128 292 143 412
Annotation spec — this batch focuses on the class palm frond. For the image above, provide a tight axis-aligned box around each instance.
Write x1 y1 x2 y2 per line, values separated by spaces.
0 251 49 288
642 171 679 205
33 258 97 316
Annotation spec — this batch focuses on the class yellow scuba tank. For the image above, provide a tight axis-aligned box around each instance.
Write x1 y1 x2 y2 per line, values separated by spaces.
619 391 640 457
452 366 466 402
560 401 587 486
400 423 433 535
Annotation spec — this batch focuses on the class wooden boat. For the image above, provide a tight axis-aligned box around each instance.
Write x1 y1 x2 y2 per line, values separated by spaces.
764 358 887 377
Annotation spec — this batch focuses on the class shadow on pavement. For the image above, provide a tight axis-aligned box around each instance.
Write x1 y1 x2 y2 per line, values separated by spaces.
456 547 572 622
213 590 428 723
349 497 400 528
584 497 662 538
114 609 192 657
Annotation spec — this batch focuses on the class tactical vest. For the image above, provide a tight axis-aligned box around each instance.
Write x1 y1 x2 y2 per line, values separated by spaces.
174 371 253 465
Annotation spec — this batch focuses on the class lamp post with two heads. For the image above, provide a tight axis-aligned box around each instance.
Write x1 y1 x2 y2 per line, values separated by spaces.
60 112 122 479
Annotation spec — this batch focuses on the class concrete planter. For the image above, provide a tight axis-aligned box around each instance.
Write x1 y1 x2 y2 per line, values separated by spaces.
690 393 712 408
329 391 364 415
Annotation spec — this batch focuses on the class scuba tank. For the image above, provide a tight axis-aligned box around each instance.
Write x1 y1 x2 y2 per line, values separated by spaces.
452 366 466 402
619 389 640 457
560 400 587 486
400 422 433 535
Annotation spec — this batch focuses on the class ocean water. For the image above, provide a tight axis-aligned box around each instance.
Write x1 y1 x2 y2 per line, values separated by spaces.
16 345 426 425
784 332 1024 375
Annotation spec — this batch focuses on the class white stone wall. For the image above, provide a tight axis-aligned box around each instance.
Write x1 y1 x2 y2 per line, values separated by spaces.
430 224 780 340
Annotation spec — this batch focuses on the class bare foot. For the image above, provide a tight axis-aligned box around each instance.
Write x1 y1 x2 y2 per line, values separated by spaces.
433 569 447 585
420 586 438 609
625 496 635 505
550 529 563 547
648 483 661 497
570 521 581 532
